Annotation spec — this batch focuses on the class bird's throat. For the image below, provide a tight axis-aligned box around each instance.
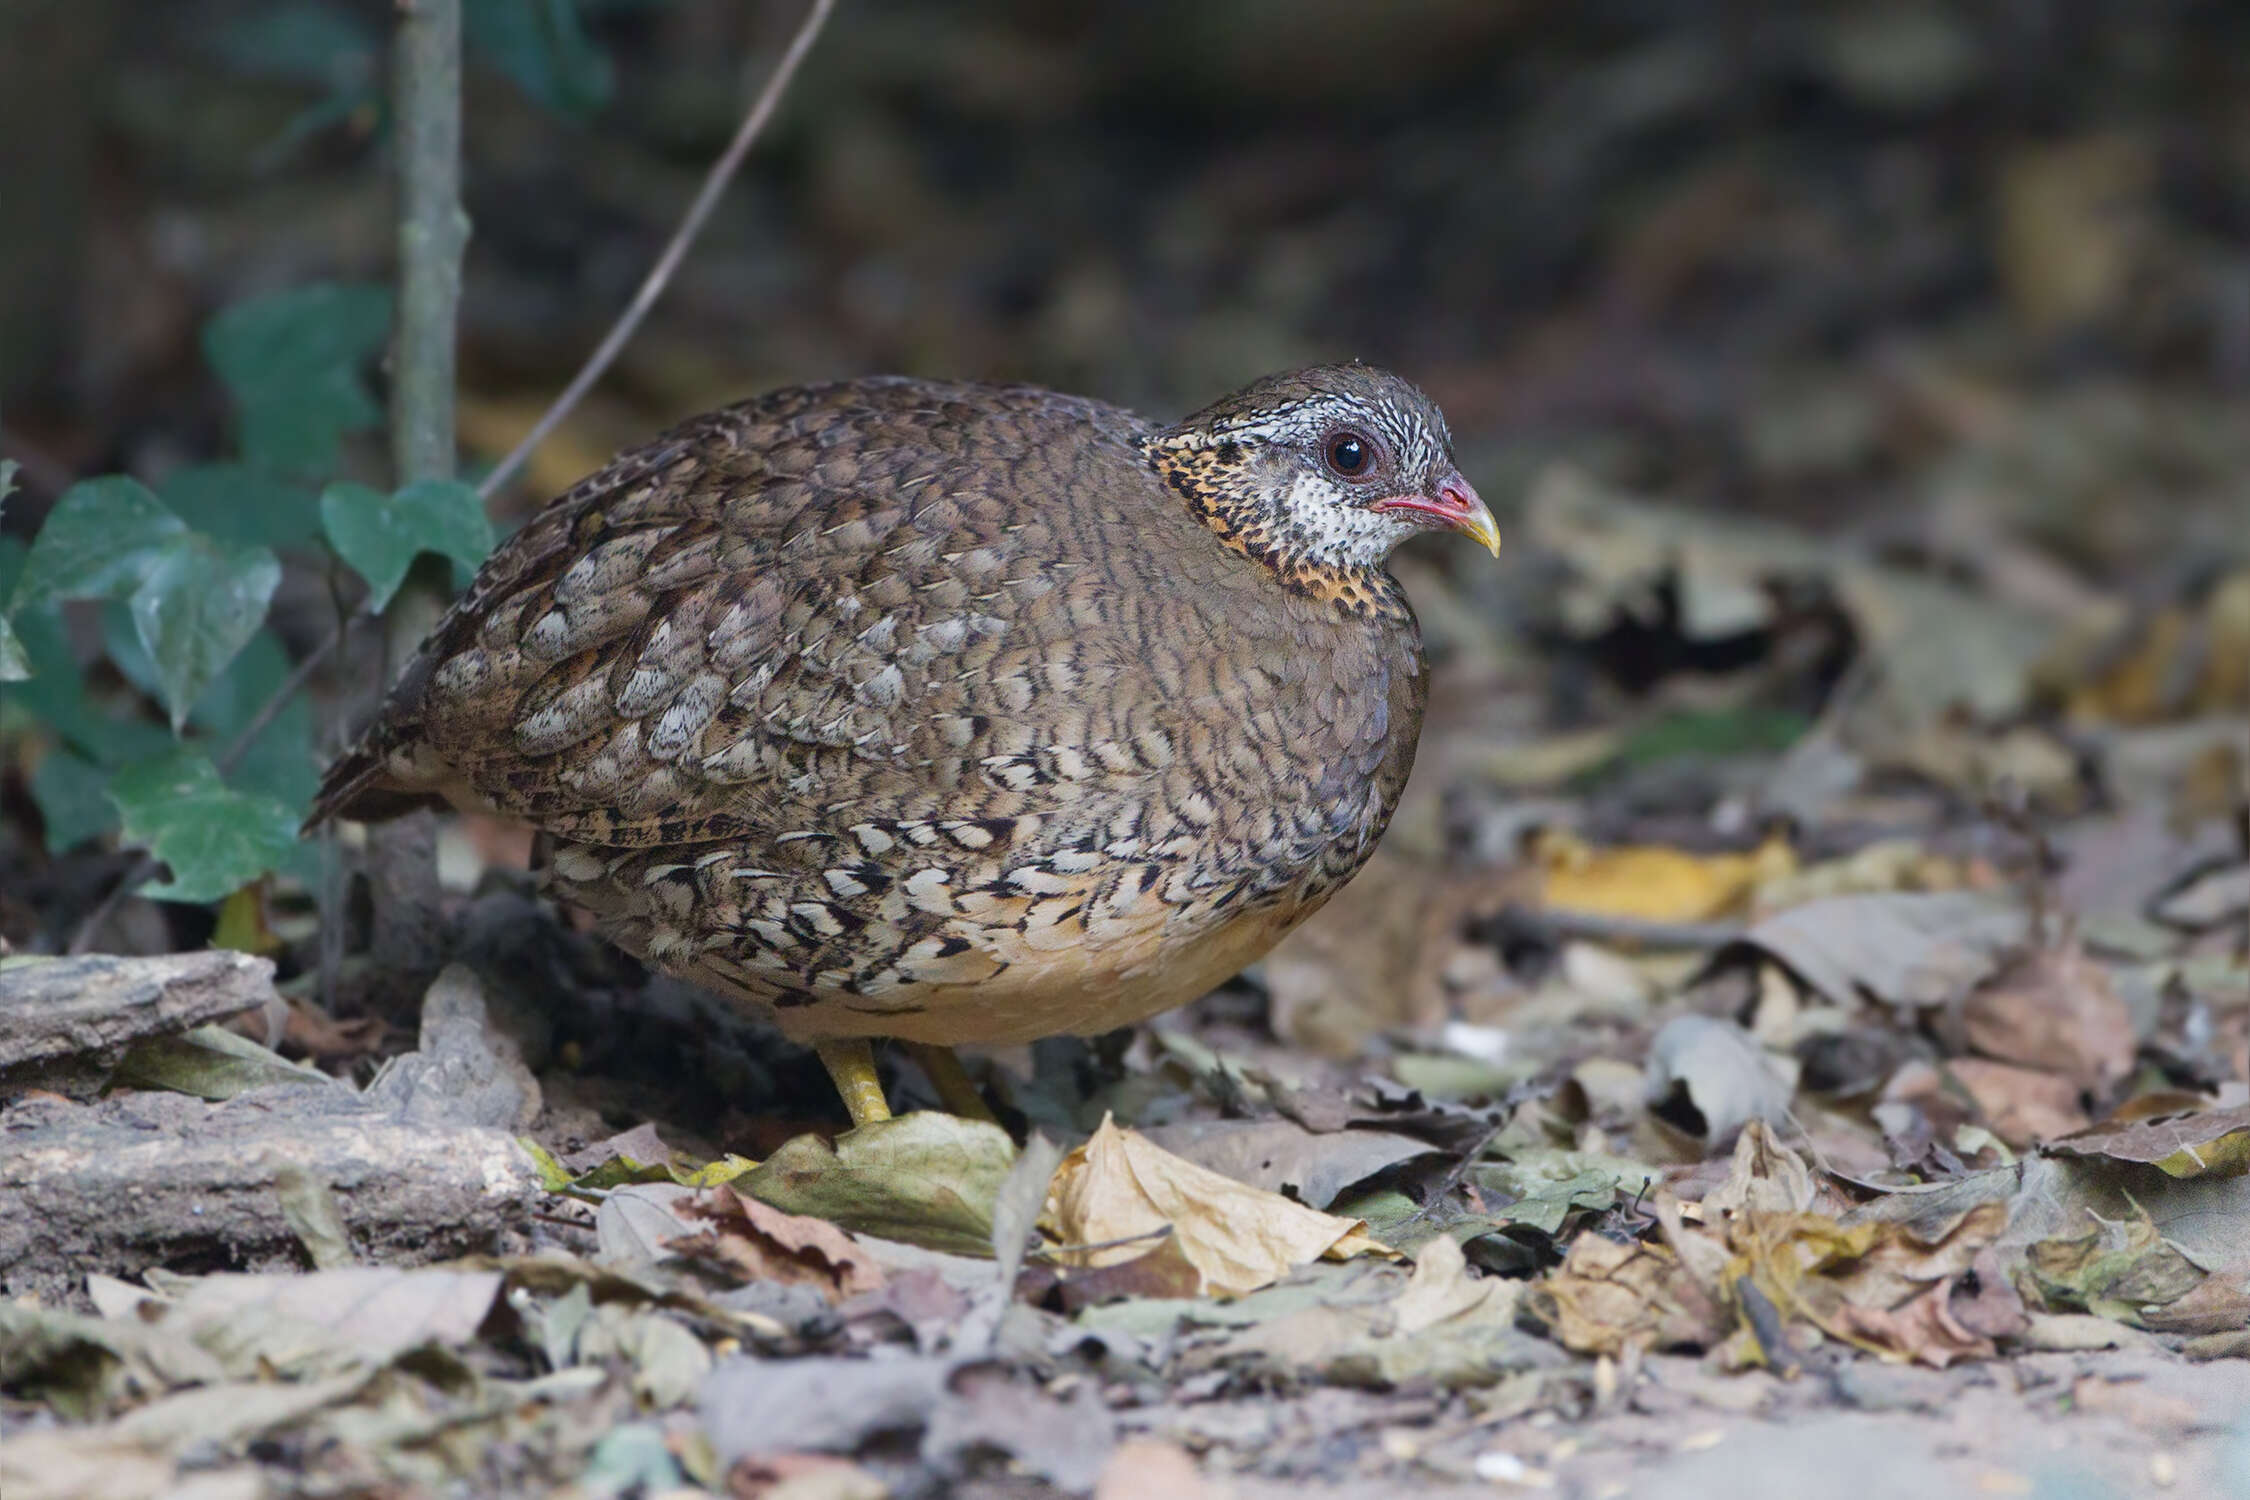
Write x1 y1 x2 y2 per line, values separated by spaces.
1143 438 1411 620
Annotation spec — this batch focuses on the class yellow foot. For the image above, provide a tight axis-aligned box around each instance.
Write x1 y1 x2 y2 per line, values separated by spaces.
904 1042 998 1123
815 1038 892 1127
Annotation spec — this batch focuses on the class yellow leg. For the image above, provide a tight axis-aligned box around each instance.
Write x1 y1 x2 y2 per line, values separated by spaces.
815 1038 892 1126
905 1042 997 1123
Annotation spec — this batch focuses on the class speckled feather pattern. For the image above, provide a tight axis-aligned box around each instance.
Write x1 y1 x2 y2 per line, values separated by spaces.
313 372 1439 1044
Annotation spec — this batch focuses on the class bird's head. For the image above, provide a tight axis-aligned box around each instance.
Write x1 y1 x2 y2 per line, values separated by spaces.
1146 363 1498 600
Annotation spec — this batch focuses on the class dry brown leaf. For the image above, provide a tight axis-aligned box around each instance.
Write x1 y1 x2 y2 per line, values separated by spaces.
1701 1120 1825 1219
1950 1058 2090 1146
1027 1233 1206 1313
1650 1121 2020 1368
1531 828 1797 923
277 998 388 1067
1962 941 2135 1092
1524 1233 1722 1356
1042 1115 1391 1297
1740 890 2029 1010
2048 1101 2250 1179
2057 567 2250 725
680 1187 886 1303
1390 1232 1520 1334
1826 1269 2021 1368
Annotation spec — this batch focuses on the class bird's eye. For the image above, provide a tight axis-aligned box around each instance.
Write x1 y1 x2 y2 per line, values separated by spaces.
1325 432 1372 478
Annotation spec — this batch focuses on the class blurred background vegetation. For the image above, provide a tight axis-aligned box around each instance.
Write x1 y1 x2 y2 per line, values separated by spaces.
3 0 2249 942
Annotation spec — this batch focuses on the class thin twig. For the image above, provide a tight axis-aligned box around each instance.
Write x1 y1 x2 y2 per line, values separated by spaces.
475 0 837 502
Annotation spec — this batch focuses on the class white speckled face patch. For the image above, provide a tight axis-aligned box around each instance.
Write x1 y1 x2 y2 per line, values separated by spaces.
1273 470 1421 569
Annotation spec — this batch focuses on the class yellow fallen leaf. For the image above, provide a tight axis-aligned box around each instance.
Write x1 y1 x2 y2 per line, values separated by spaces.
1043 1116 1391 1297
1531 828 1796 923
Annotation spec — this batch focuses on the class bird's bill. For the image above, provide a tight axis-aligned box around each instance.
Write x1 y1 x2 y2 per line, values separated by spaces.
1373 477 1500 555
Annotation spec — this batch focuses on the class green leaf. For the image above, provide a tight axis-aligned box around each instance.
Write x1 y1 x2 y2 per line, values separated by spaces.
466 0 613 118
159 463 323 549
129 536 282 731
108 748 301 904
320 478 493 612
112 1025 330 1101
0 599 172 767
9 476 186 610
202 283 392 474
30 749 118 851
741 1114 1019 1257
98 615 316 807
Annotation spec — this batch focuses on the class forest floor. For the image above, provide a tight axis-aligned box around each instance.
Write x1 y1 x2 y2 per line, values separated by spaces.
7 4 2250 1495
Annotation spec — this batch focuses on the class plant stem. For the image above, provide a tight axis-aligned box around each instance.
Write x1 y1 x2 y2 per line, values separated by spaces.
369 0 467 980
391 0 466 490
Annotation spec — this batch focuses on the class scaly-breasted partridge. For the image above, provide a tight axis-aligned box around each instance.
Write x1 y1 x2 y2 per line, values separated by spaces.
311 365 1498 1123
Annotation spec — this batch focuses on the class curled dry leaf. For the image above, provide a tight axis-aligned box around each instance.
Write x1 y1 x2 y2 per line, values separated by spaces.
2046 1101 2250 1179
1961 940 2135 1092
1043 1115 1391 1297
1643 1014 1794 1150
679 1187 885 1303
1139 1116 1439 1210
1735 890 2028 1010
1524 1232 1722 1357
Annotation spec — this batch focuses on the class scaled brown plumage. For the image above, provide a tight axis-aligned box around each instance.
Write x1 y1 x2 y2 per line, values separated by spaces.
311 366 1497 1120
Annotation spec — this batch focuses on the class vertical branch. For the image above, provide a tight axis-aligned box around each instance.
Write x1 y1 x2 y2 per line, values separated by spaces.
390 0 467 490
370 0 468 987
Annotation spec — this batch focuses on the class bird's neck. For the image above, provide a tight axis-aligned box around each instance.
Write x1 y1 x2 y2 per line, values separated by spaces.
1141 436 1413 622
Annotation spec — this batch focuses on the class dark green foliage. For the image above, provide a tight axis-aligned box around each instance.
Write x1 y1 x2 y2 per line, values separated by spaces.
160 464 323 549
107 749 303 905
0 283 489 903
201 282 393 474
465 0 614 119
320 478 494 613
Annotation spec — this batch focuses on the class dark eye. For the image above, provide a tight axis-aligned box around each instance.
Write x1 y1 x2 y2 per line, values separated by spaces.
1325 432 1372 478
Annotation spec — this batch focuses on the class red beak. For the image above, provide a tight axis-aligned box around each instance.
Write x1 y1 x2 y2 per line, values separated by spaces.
1372 475 1500 555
